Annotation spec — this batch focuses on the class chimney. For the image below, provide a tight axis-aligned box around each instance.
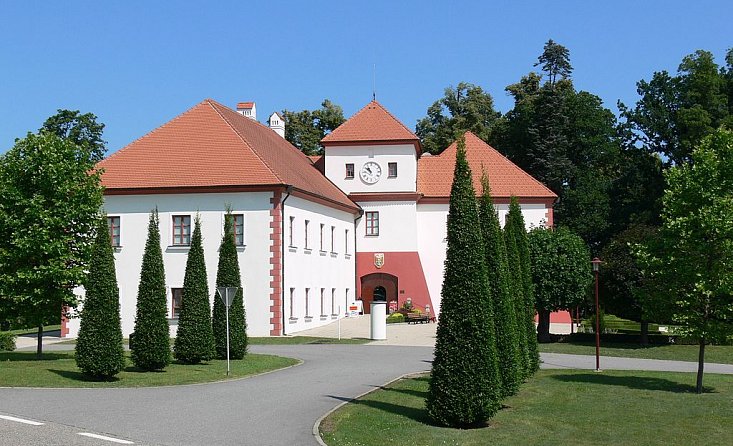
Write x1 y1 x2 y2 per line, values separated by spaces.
236 102 256 120
268 112 285 138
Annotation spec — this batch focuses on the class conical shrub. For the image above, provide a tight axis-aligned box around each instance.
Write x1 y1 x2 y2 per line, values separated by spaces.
504 216 530 378
212 209 248 359
76 217 125 378
426 136 502 428
479 172 522 397
173 215 215 364
131 210 171 370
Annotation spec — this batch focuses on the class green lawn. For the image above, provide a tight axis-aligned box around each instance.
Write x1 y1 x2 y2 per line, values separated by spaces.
248 336 369 345
320 370 733 446
0 351 298 388
539 341 733 364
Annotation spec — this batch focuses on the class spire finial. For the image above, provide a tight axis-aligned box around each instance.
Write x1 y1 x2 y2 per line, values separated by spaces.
372 63 376 101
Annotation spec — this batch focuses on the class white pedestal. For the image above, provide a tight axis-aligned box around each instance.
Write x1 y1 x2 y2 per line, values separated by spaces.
370 302 387 340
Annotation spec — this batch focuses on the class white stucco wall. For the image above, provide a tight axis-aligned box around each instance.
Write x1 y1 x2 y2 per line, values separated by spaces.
67 191 275 338
324 144 417 194
416 201 550 316
354 200 418 253
282 195 356 334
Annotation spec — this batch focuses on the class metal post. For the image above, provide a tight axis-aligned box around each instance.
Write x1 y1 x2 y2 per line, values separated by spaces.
226 294 231 377
594 268 600 372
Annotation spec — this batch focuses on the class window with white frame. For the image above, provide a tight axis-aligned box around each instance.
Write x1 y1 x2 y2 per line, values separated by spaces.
365 211 379 236
345 229 349 254
345 163 354 179
172 215 191 245
171 288 183 318
331 226 335 252
388 162 397 178
289 288 295 319
232 214 244 246
320 288 325 316
320 223 325 251
331 288 336 315
289 216 295 247
305 220 310 249
305 288 311 318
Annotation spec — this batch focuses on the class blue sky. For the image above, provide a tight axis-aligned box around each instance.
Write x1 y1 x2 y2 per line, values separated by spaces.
1 1 731 153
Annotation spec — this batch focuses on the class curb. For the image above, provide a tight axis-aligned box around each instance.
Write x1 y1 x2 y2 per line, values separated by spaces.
312 370 430 446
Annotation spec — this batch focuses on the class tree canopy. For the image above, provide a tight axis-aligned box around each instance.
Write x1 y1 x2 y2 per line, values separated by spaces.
282 99 345 155
0 132 103 356
416 82 501 154
40 109 107 162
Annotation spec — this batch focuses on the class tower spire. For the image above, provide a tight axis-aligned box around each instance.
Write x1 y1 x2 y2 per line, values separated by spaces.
372 63 376 101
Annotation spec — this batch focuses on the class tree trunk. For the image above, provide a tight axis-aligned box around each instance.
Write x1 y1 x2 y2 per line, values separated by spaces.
640 320 649 346
36 324 43 359
537 308 552 343
696 337 705 394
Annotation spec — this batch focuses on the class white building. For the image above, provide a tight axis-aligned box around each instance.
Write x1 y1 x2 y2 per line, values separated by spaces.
63 98 556 338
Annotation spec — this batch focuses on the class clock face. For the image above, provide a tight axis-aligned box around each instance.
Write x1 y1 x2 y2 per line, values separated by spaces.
360 161 382 184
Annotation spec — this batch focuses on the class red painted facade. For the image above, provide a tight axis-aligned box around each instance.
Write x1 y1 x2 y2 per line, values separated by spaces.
355 252 433 313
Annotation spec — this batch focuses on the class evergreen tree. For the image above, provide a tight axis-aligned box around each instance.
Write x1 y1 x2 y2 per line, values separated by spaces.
212 210 248 360
426 137 502 427
478 172 522 397
173 215 215 364
504 215 530 378
506 198 540 375
75 217 125 378
131 210 171 370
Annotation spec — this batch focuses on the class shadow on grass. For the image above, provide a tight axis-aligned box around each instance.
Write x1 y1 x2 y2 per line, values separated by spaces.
328 394 432 425
551 373 715 393
0 352 72 361
48 369 120 383
554 341 670 350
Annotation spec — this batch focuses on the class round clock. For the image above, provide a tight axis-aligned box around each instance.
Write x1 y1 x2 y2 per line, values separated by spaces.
360 161 382 184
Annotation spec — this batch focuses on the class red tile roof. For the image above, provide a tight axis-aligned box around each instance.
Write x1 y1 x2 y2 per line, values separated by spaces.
417 131 557 199
98 99 358 211
236 102 254 109
321 100 419 148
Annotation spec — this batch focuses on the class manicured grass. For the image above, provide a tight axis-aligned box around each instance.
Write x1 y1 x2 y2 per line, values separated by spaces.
0 351 298 388
539 341 733 364
320 370 733 446
248 336 369 345
6 324 62 336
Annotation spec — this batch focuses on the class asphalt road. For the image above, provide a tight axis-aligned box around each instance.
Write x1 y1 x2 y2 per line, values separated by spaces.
2 345 732 446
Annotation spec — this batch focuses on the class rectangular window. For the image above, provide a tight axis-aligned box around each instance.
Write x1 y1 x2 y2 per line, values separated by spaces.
107 216 121 247
320 223 325 251
331 288 336 315
388 162 397 178
320 288 325 316
305 220 310 249
331 226 335 252
289 288 295 319
172 215 191 246
305 288 310 318
289 216 295 247
345 163 354 179
172 288 183 318
345 229 349 254
232 214 244 246
365 211 379 236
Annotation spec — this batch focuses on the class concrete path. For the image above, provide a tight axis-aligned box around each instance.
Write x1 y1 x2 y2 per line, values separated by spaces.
12 330 66 350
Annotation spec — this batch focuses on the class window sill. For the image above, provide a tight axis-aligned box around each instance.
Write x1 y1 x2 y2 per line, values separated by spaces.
331 314 339 319
235 245 247 252
345 254 352 259
304 316 313 322
365 234 379 238
319 250 327 256
304 248 312 255
288 246 297 253
166 245 191 252
112 246 123 253
320 315 328 320
288 317 298 323
330 252 338 258
167 318 179 324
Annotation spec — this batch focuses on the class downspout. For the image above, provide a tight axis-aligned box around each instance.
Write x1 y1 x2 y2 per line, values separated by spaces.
353 209 364 314
281 185 293 335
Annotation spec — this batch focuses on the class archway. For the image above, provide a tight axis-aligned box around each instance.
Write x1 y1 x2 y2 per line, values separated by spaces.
360 273 398 314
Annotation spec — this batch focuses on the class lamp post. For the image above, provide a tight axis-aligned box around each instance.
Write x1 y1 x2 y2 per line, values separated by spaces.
217 286 239 376
591 257 602 372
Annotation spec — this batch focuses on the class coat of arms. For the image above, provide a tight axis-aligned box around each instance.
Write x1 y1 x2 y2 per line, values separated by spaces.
374 253 385 269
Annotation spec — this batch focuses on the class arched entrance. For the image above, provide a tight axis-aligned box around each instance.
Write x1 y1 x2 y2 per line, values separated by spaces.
360 273 398 314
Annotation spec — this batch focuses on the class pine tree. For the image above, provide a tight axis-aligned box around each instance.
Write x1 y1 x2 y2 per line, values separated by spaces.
75 217 125 378
479 172 522 397
131 210 171 370
504 213 530 378
212 210 248 360
173 215 215 364
426 136 502 427
506 198 541 375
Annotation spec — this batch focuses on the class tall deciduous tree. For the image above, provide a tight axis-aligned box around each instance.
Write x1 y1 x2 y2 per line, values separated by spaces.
528 227 592 343
427 137 502 427
75 218 125 378
0 132 103 357
637 129 733 394
416 82 501 154
283 99 345 155
131 210 171 371
40 109 107 162
173 216 215 364
505 198 540 375
212 210 248 360
479 172 522 396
